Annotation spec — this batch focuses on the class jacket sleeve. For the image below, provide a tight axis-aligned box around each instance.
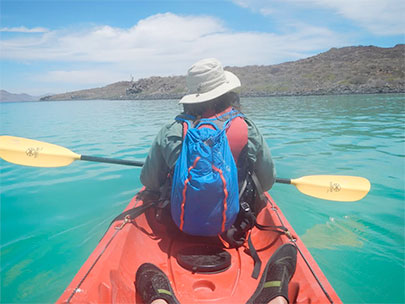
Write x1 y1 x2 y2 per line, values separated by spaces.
245 118 276 192
140 121 183 192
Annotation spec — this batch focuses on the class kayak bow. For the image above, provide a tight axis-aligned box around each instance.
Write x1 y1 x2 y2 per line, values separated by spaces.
57 191 342 304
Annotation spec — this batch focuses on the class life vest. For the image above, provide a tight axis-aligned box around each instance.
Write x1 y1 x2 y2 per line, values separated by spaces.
170 108 248 236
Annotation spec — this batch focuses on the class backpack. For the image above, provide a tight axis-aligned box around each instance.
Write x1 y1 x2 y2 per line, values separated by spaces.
170 110 243 236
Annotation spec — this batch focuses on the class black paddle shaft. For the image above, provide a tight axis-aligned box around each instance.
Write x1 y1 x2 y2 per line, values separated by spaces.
80 155 291 184
80 155 293 183
80 155 144 167
275 178 291 184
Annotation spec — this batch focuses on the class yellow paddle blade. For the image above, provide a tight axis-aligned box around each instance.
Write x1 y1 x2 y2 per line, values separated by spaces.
0 136 81 167
291 175 371 202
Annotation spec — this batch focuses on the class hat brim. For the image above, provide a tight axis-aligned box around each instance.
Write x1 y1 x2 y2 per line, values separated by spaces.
179 71 241 104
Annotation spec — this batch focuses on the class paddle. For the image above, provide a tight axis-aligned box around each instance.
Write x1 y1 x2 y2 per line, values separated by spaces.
0 135 143 168
276 176 370 202
0 135 370 202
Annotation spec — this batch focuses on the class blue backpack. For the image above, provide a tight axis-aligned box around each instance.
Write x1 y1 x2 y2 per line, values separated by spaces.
171 110 243 236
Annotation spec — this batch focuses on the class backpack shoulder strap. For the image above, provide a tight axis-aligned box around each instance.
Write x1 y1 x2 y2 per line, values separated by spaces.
175 108 246 139
175 114 194 138
223 111 244 130
195 120 221 131
196 108 244 130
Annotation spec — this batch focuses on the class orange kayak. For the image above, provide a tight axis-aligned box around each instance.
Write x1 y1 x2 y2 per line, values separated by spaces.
57 192 342 304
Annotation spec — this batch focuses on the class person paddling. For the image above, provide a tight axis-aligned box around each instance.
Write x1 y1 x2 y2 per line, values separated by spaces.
140 58 275 239
136 58 296 304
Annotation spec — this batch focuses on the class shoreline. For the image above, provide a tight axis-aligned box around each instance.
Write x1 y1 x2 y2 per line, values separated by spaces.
2 92 404 104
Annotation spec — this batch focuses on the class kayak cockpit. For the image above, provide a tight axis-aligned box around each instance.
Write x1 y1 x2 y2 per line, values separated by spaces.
58 193 341 304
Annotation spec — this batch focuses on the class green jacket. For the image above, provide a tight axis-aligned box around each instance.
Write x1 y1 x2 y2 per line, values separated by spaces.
140 115 276 193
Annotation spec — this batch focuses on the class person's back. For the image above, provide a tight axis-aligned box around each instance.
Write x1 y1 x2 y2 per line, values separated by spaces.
137 58 296 304
141 58 275 203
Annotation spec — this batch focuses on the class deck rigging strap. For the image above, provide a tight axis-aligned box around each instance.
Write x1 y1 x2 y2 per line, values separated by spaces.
99 200 157 241
66 227 121 303
248 223 288 279
66 198 156 303
245 171 291 278
247 233 261 279
266 196 335 304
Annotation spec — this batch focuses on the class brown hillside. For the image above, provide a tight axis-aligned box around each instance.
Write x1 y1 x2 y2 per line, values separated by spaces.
41 44 404 101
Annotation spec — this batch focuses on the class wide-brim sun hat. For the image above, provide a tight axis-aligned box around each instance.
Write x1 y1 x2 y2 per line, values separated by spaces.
179 58 241 104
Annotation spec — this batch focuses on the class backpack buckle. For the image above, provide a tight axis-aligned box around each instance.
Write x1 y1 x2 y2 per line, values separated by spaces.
240 201 251 213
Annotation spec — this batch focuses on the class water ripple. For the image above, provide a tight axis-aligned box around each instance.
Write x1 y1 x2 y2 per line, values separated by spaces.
1 95 404 304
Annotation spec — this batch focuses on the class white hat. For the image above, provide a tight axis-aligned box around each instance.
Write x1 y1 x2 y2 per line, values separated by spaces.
179 58 241 104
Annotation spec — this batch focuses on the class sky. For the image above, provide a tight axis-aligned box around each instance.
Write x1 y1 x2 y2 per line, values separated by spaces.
0 0 404 96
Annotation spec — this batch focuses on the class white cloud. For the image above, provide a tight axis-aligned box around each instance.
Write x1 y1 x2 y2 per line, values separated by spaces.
232 0 405 36
36 69 128 86
0 13 346 73
311 0 405 35
1 13 351 94
0 26 49 33
0 14 226 70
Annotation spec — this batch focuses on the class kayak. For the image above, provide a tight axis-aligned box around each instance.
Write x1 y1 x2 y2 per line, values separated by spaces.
57 191 342 304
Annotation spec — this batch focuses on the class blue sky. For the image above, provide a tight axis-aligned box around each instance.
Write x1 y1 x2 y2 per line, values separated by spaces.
1 0 404 95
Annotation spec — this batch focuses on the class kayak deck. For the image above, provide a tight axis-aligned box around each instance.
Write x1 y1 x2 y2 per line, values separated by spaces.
58 193 342 304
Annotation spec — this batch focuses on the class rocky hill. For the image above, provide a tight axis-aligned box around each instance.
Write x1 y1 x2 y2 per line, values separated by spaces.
0 90 38 102
41 44 404 101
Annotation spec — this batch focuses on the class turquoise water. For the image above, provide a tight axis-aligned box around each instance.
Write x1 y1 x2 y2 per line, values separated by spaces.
1 94 404 303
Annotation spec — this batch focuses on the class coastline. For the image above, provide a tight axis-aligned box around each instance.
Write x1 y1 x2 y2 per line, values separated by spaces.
2 44 404 103
2 92 403 104
39 44 405 102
